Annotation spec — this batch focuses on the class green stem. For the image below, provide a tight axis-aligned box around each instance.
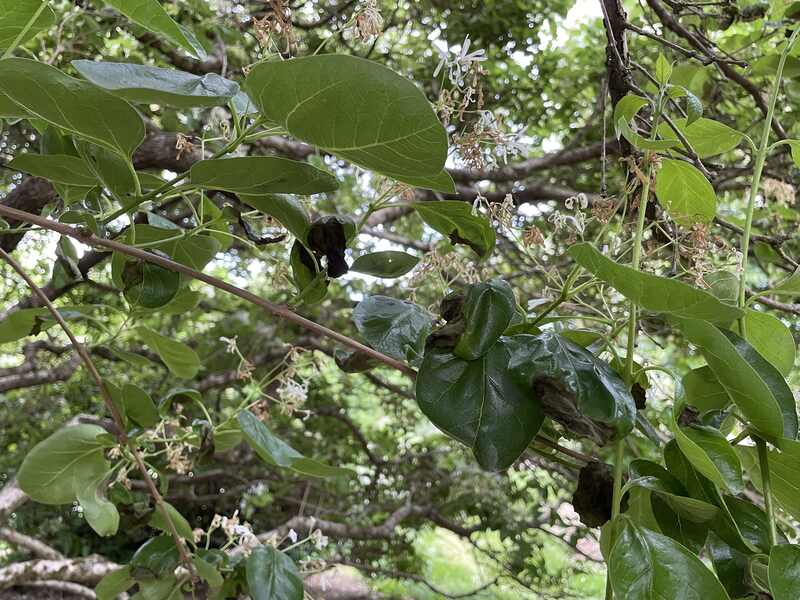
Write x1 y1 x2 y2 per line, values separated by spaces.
737 27 800 333
756 437 778 548
1 0 48 60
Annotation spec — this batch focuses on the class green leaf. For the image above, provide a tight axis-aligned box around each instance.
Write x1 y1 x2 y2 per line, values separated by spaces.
568 243 742 324
0 307 49 344
353 296 434 366
0 0 56 50
683 366 730 413
149 501 194 540
189 157 338 196
617 116 680 151
130 535 180 578
678 424 743 494
246 545 303 600
192 556 223 589
72 60 239 108
675 318 797 442
351 251 419 278
8 153 98 187
96 566 134 600
122 383 159 428
740 439 800 523
684 89 703 125
0 58 144 158
658 118 743 158
238 410 353 478
416 339 545 471
655 53 673 85
122 261 180 309
137 326 201 379
289 241 328 305
17 424 109 504
608 516 730 600
649 495 709 554
413 201 495 258
77 474 120 537
453 279 517 360
625 459 719 522
654 158 717 226
397 169 457 192
115 224 220 273
239 194 310 241
770 544 800 600
787 141 800 167
74 140 138 199
769 269 800 297
245 55 448 186
103 0 207 59
507 332 636 444
613 94 648 137
737 309 796 376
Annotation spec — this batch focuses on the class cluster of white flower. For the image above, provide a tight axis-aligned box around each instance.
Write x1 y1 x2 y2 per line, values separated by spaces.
434 35 486 87
209 510 260 555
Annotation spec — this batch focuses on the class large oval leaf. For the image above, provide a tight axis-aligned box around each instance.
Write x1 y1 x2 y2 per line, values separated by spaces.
608 517 730 600
770 544 800 600
569 243 742 324
0 58 144 158
72 60 239 108
674 420 743 494
737 309 796 376
246 545 303 600
675 318 797 442
136 326 200 379
353 296 434 366
189 157 338 196
506 332 636 444
658 118 743 158
0 0 56 50
654 158 717 226
416 340 545 471
245 54 447 185
17 424 109 504
413 201 496 258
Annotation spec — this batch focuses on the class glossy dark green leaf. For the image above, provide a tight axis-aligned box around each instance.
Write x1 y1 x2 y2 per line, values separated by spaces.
0 58 144 158
416 340 545 471
239 194 310 241
137 326 201 379
654 158 717 226
683 366 730 413
122 383 159 428
148 501 194 540
73 60 239 107
675 318 796 441
658 118 743 158
353 296 433 366
569 243 742 323
122 261 180 309
238 410 353 478
351 251 419 278
96 566 134 600
0 0 56 49
104 0 206 59
625 459 719 522
506 332 636 444
737 309 796 376
608 516 729 600
770 544 800 600
8 154 98 187
17 424 109 504
679 424 743 494
245 55 448 186
246 545 303 600
413 201 495 258
650 495 709 554
189 157 338 196
707 532 752 598
450 279 516 360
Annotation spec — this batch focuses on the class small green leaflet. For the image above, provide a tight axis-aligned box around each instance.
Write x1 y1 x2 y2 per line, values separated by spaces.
351 251 419 278
654 159 717 226
72 60 239 108
613 94 648 137
658 118 743 158
136 326 201 379
617 116 679 152
95 566 134 600
568 243 742 324
149 501 195 540
102 0 207 59
0 59 144 158
654 53 673 85
245 55 448 186
189 157 339 196
238 410 354 478
413 201 496 258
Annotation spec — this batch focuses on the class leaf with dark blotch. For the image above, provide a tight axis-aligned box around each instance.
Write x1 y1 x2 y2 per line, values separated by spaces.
307 216 349 278
453 279 516 360
122 261 180 309
572 461 614 527
506 332 636 445
415 340 545 471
